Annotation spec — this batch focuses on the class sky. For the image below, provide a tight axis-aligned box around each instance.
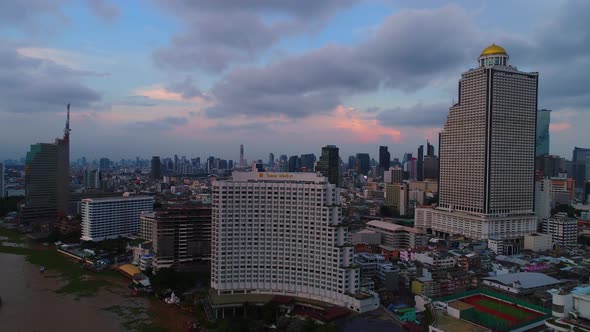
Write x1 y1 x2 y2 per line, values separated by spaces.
0 0 588 163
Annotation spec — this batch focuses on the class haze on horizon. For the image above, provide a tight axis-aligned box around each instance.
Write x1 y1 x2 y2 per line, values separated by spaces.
0 0 588 162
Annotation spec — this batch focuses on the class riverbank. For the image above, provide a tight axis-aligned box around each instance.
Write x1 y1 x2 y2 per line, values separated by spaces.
0 225 179 331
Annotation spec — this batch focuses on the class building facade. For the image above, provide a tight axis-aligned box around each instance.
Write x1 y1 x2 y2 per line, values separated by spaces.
541 213 578 248
211 172 379 313
316 145 340 186
0 163 4 198
419 44 538 240
572 147 590 190
536 109 551 157
141 205 212 270
81 196 154 241
151 156 161 179
22 105 71 221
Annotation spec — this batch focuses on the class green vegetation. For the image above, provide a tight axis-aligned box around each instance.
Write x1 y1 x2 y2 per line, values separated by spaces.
103 305 166 332
475 298 532 320
0 226 26 243
149 267 209 293
551 204 581 218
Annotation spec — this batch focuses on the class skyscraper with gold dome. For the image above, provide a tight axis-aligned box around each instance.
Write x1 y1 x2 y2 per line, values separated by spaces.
415 44 539 242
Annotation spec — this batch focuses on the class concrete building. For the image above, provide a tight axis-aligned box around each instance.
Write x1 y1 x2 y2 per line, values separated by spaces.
211 172 379 313
385 183 408 216
384 166 403 184
523 233 553 252
83 169 101 189
541 213 578 248
81 195 154 241
551 177 575 205
141 205 211 270
573 147 590 190
418 44 538 240
535 177 552 220
536 109 551 157
365 220 426 249
351 229 381 245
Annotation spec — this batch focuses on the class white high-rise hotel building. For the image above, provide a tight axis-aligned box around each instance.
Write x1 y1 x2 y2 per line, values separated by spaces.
211 172 379 312
416 44 538 240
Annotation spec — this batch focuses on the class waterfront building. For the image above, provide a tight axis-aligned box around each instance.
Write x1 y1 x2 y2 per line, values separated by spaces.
536 109 551 157
211 172 379 313
21 105 71 221
141 204 211 270
416 44 538 240
81 195 154 241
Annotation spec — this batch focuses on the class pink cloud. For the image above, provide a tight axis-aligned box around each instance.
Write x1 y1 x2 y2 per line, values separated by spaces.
550 122 571 133
134 86 209 104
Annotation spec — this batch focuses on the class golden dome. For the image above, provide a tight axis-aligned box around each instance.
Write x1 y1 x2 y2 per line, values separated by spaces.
480 44 507 56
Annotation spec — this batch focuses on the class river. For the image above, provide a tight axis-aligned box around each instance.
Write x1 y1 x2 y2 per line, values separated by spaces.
0 252 145 332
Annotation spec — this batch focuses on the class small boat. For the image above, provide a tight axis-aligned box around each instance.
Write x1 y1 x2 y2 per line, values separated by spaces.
40 266 46 273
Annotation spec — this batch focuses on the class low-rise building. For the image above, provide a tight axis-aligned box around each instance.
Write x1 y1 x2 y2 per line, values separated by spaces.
524 233 553 252
481 272 561 295
542 213 578 248
366 220 427 249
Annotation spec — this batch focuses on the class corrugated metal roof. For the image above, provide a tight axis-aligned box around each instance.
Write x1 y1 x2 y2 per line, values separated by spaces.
482 272 560 289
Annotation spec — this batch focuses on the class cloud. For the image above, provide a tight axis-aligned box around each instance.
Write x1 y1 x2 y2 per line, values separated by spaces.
165 76 208 100
376 103 449 128
152 0 360 72
0 43 101 113
127 116 188 130
87 0 120 22
0 1 66 31
205 5 478 119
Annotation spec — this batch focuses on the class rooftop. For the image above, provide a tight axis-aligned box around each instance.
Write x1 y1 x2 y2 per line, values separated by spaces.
366 220 421 234
482 272 561 289
434 311 490 332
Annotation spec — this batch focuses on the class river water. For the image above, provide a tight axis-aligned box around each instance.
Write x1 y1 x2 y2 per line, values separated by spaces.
0 253 142 332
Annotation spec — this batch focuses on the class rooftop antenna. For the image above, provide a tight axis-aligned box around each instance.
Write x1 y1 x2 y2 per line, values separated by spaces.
64 103 71 140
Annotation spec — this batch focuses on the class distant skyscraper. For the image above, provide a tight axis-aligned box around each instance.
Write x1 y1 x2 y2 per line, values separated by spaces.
287 156 300 172
0 163 4 198
426 140 435 157
572 147 590 190
417 145 424 181
379 146 390 170
268 153 274 166
151 156 162 179
83 169 101 189
299 153 316 171
316 145 340 186
22 104 71 220
417 44 538 240
536 109 551 157
99 157 111 170
356 153 370 175
239 144 244 166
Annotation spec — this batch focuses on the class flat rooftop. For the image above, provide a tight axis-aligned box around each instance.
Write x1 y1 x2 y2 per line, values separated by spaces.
434 311 490 332
82 195 154 202
366 220 422 234
448 300 475 311
230 171 327 183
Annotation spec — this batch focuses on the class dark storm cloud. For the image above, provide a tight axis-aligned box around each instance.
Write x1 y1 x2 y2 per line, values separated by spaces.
0 43 101 113
152 0 360 72
165 76 209 100
206 5 478 119
87 0 120 22
376 103 449 128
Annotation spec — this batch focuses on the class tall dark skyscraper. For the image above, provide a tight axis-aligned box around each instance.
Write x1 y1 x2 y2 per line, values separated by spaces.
316 145 340 186
572 147 590 189
299 153 316 171
536 109 551 157
378 146 390 170
22 104 71 220
426 140 435 157
356 153 370 175
239 144 244 166
268 153 275 166
99 157 110 170
151 156 162 179
417 145 424 181
288 155 300 172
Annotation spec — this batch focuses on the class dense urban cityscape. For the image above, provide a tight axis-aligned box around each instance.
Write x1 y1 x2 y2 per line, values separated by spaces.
2 1 590 332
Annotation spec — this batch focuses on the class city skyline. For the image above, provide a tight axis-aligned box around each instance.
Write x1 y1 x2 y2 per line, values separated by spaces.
0 1 588 161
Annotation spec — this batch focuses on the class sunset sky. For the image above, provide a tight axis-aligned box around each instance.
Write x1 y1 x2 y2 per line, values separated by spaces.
0 0 587 162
